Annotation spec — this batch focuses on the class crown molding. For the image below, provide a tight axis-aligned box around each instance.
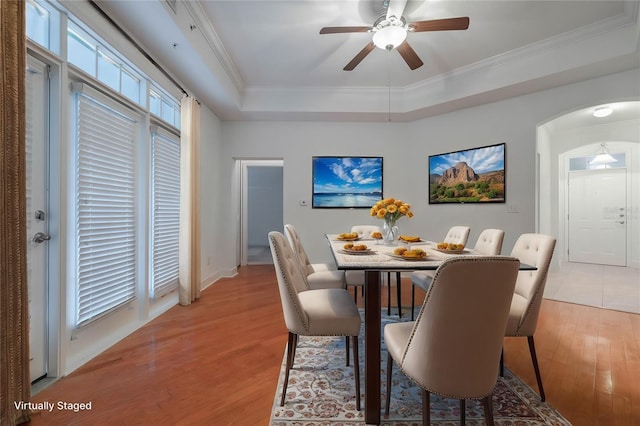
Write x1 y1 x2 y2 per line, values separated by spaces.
182 0 245 94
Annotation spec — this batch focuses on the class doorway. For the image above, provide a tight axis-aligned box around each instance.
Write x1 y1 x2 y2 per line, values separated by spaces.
240 160 284 265
568 169 627 266
26 55 50 382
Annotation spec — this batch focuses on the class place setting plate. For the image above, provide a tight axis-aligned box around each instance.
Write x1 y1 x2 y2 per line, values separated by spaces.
335 235 361 241
387 253 429 261
432 248 468 255
341 248 375 255
397 237 426 244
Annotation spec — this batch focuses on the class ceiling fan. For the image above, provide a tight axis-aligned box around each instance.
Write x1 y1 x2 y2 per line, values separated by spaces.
319 0 469 71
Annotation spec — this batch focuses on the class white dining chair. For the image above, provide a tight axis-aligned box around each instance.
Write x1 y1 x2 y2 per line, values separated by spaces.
409 225 472 319
384 256 520 425
501 233 556 401
268 231 361 410
284 224 346 289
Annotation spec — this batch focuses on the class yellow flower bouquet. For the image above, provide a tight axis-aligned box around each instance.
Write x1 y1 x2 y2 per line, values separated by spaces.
370 198 413 244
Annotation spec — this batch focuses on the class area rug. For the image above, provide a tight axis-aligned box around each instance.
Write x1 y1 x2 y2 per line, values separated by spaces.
270 310 571 425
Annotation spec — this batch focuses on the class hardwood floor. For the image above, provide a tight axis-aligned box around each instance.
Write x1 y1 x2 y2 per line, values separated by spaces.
28 265 639 425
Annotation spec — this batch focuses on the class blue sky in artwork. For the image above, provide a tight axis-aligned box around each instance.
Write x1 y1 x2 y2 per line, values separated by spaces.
313 157 382 194
429 144 505 175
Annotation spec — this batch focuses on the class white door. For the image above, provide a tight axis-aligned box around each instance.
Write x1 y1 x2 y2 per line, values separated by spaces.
568 169 627 266
26 56 49 382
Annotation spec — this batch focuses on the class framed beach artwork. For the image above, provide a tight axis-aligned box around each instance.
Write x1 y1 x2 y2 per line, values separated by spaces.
428 143 506 204
312 156 383 208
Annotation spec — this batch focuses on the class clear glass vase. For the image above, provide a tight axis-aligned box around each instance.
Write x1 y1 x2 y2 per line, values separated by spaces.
383 218 399 246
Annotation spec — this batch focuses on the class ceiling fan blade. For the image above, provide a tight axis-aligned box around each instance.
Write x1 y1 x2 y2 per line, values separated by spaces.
410 17 470 32
344 42 375 71
396 41 423 70
386 0 408 19
320 26 371 34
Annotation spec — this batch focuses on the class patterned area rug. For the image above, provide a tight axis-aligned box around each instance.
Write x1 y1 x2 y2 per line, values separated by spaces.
270 310 571 425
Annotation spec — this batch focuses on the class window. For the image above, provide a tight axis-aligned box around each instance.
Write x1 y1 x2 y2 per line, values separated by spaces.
150 85 181 129
73 89 139 326
26 0 61 54
67 22 146 109
150 129 181 299
67 24 97 76
569 152 626 171
27 0 184 327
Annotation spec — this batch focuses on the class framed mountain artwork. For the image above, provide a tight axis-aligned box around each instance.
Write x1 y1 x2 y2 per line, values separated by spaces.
312 156 383 208
428 143 506 204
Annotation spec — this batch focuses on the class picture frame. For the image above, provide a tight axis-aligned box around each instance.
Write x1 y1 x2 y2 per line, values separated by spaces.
312 156 383 208
428 143 506 204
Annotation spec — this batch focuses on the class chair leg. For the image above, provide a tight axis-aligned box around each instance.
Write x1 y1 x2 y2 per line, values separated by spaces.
499 348 504 377
387 272 391 316
460 399 466 425
482 395 495 426
385 352 393 416
353 286 358 304
280 332 296 406
422 389 430 426
291 333 298 362
352 336 361 411
396 272 402 317
528 335 546 401
345 336 350 367
411 284 415 321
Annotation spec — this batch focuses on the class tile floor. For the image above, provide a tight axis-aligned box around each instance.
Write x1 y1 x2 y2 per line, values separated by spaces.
544 261 640 314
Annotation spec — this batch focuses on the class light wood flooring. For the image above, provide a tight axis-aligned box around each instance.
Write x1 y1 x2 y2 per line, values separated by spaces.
28 265 640 425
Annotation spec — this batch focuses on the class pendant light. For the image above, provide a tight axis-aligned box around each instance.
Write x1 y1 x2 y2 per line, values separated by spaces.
589 143 617 165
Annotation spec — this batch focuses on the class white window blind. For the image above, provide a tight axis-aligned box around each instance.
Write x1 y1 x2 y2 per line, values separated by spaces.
150 129 181 298
74 91 138 326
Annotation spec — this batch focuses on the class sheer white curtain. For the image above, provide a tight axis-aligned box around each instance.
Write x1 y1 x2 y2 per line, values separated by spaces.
178 96 201 305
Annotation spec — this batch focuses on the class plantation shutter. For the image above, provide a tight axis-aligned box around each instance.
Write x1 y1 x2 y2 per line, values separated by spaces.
75 90 138 326
150 129 181 298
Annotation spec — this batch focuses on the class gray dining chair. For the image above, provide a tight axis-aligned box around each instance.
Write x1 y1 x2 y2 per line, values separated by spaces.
268 231 361 410
501 233 556 401
284 223 346 289
409 225 472 319
384 256 520 425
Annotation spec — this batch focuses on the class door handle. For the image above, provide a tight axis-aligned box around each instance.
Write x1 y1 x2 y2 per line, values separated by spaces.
618 221 625 225
32 232 51 243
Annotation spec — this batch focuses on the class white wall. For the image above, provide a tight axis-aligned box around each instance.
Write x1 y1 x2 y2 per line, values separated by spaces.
217 69 640 268
199 106 232 287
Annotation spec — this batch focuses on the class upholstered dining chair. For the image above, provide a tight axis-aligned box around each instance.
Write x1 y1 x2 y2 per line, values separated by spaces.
384 256 519 426
284 224 346 289
409 225 472 320
268 231 361 410
501 233 556 401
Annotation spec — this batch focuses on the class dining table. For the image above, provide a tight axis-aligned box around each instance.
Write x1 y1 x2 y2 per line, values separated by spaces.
325 234 536 425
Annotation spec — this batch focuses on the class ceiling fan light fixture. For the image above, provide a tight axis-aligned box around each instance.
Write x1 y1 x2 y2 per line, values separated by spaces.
373 25 407 50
